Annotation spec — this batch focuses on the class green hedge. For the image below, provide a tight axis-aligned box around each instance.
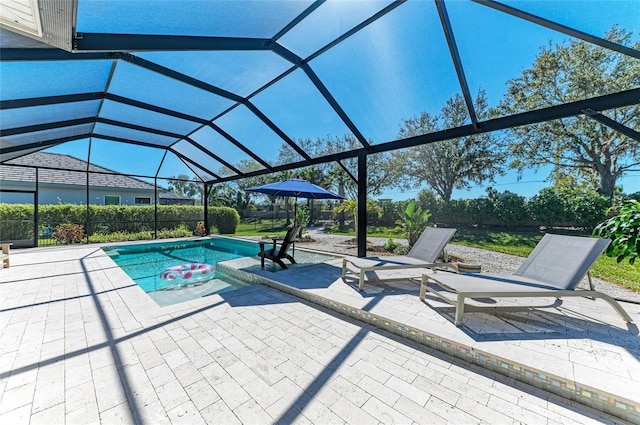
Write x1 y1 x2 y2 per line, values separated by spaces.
0 204 239 240
0 203 35 239
412 189 614 230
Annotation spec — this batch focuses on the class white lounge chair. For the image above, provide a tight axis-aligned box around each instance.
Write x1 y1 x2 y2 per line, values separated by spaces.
420 234 633 326
341 227 457 290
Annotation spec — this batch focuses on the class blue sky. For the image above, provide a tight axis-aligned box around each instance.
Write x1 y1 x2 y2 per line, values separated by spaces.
37 1 640 200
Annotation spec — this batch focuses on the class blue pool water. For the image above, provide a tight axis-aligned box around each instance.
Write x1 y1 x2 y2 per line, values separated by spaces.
103 237 258 304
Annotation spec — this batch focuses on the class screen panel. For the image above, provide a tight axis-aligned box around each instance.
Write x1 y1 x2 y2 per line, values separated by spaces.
213 105 304 166
99 100 201 135
107 60 234 120
310 2 463 144
77 0 313 38
138 51 293 98
0 61 112 100
1 101 101 129
252 69 356 154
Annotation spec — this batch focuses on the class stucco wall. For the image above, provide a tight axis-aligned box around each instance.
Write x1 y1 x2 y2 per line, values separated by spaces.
0 181 155 205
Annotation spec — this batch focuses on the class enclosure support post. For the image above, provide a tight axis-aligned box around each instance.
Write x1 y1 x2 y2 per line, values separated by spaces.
154 177 158 239
357 152 367 258
35 168 39 247
203 182 210 234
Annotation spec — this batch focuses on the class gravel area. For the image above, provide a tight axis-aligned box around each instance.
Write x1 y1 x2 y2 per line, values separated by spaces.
242 228 640 304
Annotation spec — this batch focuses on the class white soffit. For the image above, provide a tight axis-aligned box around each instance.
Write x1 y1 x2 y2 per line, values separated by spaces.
0 0 42 37
0 0 75 51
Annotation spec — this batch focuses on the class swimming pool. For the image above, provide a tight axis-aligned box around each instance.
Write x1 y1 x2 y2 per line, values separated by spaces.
104 237 258 305
103 236 340 307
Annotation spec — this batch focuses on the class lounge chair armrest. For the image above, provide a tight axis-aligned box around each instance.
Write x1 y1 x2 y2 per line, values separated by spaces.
433 262 458 273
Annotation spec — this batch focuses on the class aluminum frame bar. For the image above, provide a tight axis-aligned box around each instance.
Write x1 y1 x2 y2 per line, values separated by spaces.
436 0 479 130
474 0 640 59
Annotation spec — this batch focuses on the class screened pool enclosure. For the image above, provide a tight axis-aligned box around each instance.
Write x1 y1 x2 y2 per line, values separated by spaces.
1 0 639 254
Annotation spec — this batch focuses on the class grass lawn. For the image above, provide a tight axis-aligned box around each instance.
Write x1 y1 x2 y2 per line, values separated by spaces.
234 220 639 292
233 219 291 236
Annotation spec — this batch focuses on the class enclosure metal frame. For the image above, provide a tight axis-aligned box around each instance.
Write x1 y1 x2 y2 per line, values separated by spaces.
1 0 639 256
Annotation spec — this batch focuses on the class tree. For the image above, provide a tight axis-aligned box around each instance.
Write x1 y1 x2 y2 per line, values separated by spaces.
392 90 504 201
499 27 640 198
208 183 237 208
333 199 382 240
277 134 397 199
233 160 278 218
167 175 203 201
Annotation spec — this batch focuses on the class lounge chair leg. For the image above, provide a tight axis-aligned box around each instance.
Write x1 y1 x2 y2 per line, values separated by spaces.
419 275 427 301
454 294 465 326
259 242 265 269
359 271 365 291
341 259 347 278
285 254 296 264
592 292 634 323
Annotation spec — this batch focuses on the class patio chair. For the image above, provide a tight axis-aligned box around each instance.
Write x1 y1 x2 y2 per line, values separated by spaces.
341 227 457 290
258 225 302 270
419 234 633 326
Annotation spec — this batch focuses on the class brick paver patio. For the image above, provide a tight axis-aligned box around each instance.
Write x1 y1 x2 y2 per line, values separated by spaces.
0 243 636 424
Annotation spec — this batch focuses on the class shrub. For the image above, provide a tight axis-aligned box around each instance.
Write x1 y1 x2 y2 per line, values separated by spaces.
465 198 494 225
494 193 528 225
383 235 398 252
52 223 84 244
527 188 569 226
393 244 410 255
193 221 207 236
209 206 240 234
567 191 611 230
437 200 467 224
593 199 640 265
417 189 440 218
375 199 399 227
401 199 431 247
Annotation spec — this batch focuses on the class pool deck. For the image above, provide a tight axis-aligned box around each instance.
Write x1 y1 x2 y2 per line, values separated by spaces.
1 243 638 424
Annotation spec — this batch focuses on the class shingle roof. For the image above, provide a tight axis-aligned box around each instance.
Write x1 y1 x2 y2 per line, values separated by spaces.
0 152 156 190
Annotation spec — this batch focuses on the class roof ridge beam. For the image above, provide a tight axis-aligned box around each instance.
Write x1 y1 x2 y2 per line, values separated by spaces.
74 33 271 52
0 49 110 61
97 117 183 139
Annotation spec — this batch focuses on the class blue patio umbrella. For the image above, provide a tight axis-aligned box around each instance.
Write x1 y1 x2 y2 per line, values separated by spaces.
245 178 344 225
